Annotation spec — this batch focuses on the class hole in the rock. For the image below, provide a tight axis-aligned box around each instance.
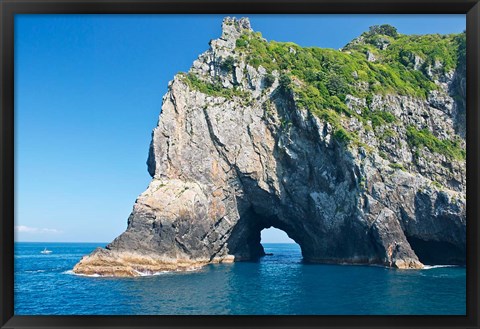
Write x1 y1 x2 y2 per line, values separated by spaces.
261 227 295 244
260 227 302 261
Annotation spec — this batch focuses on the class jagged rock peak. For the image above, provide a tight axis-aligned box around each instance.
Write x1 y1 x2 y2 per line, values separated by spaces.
221 17 252 40
190 17 254 84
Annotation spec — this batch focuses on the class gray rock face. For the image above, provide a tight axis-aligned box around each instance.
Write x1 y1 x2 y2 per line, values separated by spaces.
73 17 466 277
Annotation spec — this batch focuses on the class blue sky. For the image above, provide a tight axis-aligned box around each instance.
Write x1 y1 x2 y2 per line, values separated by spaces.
14 14 465 243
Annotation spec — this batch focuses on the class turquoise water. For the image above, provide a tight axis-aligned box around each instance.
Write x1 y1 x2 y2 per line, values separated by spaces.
14 242 466 315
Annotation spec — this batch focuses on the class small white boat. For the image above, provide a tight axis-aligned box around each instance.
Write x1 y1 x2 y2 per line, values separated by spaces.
40 248 52 254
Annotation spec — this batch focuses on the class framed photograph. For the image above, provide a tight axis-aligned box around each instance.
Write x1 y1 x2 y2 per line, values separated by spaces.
1 0 479 328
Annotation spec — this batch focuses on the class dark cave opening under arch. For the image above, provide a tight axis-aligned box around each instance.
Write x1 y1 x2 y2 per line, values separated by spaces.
226 205 307 262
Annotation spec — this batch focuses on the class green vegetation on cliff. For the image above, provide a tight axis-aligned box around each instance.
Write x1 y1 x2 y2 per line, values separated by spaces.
182 73 249 99
235 26 464 150
234 27 462 141
184 24 465 156
406 126 465 160
236 27 464 100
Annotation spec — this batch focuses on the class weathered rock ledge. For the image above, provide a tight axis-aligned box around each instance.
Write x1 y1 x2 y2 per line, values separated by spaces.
73 248 234 277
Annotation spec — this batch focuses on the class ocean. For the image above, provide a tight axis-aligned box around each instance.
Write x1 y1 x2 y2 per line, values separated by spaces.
14 242 466 315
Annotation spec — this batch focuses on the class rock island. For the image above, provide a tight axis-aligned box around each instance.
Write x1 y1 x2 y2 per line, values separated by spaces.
73 17 466 277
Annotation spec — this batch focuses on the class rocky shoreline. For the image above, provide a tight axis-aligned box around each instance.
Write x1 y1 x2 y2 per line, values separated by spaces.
73 248 234 277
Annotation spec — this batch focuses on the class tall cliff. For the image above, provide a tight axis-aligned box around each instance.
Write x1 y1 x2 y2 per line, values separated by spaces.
74 18 466 277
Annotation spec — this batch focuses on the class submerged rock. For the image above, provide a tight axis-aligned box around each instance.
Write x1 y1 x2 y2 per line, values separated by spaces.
74 17 466 277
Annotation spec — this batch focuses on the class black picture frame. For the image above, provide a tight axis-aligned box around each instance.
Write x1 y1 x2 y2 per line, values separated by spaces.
1 1 479 328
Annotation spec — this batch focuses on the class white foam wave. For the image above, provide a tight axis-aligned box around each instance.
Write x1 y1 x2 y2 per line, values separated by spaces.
132 266 202 277
132 270 170 277
25 269 46 273
62 268 201 278
423 265 458 270
62 270 103 277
